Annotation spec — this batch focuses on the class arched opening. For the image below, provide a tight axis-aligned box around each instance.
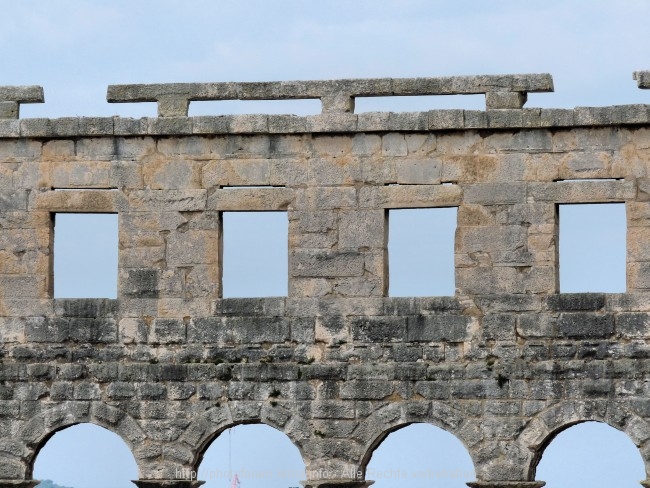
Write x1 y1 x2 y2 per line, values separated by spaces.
364 423 475 488
198 423 305 488
534 421 645 487
33 423 138 488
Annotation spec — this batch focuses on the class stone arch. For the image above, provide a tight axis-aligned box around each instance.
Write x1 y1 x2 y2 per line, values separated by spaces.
357 401 477 476
180 401 310 472
518 399 650 481
18 401 145 479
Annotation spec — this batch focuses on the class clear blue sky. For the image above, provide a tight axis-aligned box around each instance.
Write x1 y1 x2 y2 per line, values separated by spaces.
4 1 648 487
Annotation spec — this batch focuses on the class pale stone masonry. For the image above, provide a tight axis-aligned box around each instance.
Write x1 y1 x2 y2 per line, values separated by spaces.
1 73 650 488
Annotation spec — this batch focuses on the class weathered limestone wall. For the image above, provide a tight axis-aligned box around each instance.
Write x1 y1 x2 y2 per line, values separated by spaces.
1 74 650 488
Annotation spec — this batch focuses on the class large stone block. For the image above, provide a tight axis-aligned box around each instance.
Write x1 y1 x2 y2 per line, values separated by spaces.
53 299 118 318
151 318 186 344
31 189 127 212
457 225 527 253
166 230 219 265
616 313 650 337
556 312 615 338
308 157 362 185
24 317 117 343
546 293 605 311
340 380 394 400
51 161 113 188
203 159 271 187
121 269 160 298
142 158 202 190
0 191 28 211
529 179 635 203
350 316 407 342
127 189 206 211
208 186 293 211
359 184 461 208
338 210 385 249
395 158 441 185
227 317 292 343
463 183 527 204
457 266 555 295
406 315 470 342
482 314 516 340
290 250 365 278
294 187 357 210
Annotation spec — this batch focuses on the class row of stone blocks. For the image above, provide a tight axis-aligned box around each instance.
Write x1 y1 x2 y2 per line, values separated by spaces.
6 294 649 346
3 104 650 139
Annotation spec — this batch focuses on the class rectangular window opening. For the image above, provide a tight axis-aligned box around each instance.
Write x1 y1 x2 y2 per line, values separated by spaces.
53 213 118 299
355 94 485 113
388 207 457 297
559 203 626 293
222 211 288 298
188 98 321 117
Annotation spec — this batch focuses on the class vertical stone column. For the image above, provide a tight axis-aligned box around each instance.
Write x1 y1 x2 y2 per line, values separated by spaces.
120 190 212 315
0 209 52 306
626 200 650 291
336 209 387 296
456 185 556 296
0 138 51 307
129 135 215 317
289 134 387 297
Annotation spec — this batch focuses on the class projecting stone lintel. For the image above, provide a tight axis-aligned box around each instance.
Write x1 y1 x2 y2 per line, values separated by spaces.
107 73 553 116
0 86 44 119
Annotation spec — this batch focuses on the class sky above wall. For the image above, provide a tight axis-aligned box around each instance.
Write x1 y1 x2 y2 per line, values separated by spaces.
3 1 649 487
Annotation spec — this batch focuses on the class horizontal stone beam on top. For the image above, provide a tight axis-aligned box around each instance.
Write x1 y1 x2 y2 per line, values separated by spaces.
0 86 44 119
107 74 554 116
1 104 650 139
